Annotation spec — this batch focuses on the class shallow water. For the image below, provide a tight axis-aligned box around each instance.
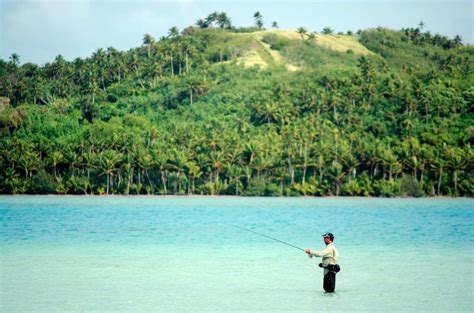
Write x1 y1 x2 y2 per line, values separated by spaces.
1 196 473 312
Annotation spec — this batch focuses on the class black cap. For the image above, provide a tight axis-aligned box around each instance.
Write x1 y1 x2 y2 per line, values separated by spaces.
322 232 334 240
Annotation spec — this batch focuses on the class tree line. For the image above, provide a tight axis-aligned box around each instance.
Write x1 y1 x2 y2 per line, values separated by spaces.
0 17 472 196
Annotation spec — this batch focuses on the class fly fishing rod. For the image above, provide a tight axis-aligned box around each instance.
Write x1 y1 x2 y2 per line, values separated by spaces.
226 222 305 252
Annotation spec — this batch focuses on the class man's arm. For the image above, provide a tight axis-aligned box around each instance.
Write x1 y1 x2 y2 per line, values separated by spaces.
305 247 332 258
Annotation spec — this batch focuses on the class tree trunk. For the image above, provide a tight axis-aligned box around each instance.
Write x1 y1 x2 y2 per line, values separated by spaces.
287 159 294 184
187 176 191 195
454 170 458 194
110 175 115 194
302 164 307 186
161 171 167 194
126 168 132 195
186 52 189 73
145 169 153 194
437 170 442 196
170 53 174 76
246 166 251 184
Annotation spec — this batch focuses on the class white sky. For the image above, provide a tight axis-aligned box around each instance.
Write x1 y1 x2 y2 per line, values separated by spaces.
1 0 473 65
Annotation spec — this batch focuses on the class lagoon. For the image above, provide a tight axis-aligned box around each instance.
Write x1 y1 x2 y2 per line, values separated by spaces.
1 196 473 312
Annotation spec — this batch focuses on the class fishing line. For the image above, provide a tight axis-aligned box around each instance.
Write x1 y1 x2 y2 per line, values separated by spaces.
226 222 304 252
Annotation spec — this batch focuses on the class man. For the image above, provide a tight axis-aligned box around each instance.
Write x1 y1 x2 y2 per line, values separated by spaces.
304 232 340 293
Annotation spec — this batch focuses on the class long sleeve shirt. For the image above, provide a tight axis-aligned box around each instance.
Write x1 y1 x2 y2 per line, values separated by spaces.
308 242 339 274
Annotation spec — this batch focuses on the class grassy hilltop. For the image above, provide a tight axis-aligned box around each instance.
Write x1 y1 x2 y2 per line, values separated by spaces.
0 16 473 196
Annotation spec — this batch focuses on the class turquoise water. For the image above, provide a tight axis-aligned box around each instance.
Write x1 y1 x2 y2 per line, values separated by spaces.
1 196 473 312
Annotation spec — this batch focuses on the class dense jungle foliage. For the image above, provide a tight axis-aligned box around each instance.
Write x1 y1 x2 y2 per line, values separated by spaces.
1 18 473 196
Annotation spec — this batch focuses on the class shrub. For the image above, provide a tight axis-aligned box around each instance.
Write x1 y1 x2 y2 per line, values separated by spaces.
341 179 361 196
243 178 266 196
107 93 118 103
291 182 318 196
374 179 400 197
399 174 424 197
30 169 56 194
261 34 291 51
264 182 282 196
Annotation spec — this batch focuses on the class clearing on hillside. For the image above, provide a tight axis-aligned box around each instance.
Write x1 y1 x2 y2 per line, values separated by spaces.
233 29 372 70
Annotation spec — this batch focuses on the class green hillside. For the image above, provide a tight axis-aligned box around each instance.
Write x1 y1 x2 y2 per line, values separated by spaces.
0 21 472 196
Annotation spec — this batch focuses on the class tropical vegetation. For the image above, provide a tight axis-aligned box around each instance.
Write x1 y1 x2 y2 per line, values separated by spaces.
0 13 472 196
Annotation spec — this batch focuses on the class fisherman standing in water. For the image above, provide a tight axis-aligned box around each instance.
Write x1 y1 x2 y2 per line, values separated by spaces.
304 232 340 293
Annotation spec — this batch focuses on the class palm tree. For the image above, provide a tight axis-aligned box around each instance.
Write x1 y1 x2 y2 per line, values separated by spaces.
163 38 176 76
18 151 39 179
322 27 334 35
98 150 122 195
121 158 134 195
3 167 24 194
134 148 154 194
196 19 209 29
251 155 272 180
171 149 189 194
91 48 108 91
209 150 225 183
142 33 155 58
430 157 446 196
9 53 20 66
342 153 360 179
225 164 243 195
257 102 279 124
50 151 64 179
254 11 263 30
181 38 197 74
168 26 179 38
327 161 346 196
186 160 202 194
297 27 307 39
216 12 232 29
453 35 463 47
446 148 466 195
206 12 219 27
153 152 170 194
307 33 316 41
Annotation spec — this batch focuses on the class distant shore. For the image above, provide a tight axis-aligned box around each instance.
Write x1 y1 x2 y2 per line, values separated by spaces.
0 194 470 199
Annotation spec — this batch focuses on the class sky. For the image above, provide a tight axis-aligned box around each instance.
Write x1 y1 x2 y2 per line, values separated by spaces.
1 0 473 65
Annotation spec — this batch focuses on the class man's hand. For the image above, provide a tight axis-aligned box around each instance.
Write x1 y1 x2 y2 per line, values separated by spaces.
304 248 311 254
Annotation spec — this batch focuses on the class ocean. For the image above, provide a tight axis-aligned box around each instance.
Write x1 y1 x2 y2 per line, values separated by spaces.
1 196 472 312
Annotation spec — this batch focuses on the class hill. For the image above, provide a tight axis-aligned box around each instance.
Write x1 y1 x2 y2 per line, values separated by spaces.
0 24 472 196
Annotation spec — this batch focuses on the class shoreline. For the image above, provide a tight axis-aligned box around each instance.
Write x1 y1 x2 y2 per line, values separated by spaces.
0 194 471 199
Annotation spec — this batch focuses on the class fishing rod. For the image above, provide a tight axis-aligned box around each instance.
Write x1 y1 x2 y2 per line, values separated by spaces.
226 222 305 252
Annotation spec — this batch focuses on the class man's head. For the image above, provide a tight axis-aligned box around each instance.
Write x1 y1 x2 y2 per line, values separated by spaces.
322 232 334 244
